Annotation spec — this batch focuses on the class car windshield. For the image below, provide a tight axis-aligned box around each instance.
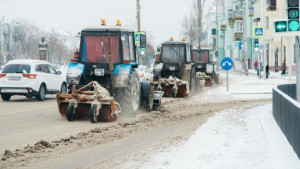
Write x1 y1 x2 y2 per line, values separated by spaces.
81 35 120 63
2 64 31 73
161 45 185 63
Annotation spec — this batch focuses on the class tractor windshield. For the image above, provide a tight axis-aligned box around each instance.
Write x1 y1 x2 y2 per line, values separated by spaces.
81 35 120 63
192 50 201 63
161 45 185 63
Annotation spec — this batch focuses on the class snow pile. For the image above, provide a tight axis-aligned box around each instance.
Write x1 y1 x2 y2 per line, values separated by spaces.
196 69 296 103
142 104 300 169
141 70 300 169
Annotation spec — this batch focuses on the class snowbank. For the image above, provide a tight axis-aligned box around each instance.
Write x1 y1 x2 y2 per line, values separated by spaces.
141 70 300 169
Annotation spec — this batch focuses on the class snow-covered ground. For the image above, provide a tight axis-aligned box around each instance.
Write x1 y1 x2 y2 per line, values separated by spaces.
141 69 300 169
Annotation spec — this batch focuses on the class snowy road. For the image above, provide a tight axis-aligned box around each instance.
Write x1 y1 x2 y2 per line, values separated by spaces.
1 70 299 169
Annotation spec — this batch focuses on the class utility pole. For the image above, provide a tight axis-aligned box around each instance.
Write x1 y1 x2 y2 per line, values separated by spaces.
197 0 201 45
262 0 267 80
136 0 141 32
243 0 248 76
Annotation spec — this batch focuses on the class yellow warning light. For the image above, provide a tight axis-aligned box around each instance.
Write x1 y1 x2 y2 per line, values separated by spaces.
182 37 186 41
116 19 122 26
170 37 174 41
101 19 106 26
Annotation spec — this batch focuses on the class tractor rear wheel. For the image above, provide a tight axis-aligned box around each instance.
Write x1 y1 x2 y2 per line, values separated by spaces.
116 70 140 117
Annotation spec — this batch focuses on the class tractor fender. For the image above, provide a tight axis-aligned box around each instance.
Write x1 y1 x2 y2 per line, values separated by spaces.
66 62 85 85
113 64 138 88
114 63 138 75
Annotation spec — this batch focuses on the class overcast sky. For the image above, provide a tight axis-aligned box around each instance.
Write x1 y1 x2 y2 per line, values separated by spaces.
0 0 194 47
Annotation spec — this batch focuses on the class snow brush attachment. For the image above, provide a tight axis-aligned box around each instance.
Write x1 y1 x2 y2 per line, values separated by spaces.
153 76 189 98
56 81 121 123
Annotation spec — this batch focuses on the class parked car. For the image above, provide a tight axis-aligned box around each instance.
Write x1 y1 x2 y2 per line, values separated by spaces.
136 65 153 82
0 59 67 101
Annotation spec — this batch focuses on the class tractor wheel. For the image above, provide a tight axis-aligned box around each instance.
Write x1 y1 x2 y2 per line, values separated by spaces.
116 70 140 117
37 84 46 101
89 105 97 123
141 81 154 112
1 94 11 101
66 104 75 121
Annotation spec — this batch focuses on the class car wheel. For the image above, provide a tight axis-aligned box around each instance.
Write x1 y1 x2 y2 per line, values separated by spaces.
61 83 67 94
1 94 11 101
37 85 46 101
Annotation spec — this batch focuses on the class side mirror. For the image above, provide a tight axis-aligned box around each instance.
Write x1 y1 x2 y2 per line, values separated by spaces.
57 71 62 75
157 46 161 53
155 54 161 63
140 34 146 48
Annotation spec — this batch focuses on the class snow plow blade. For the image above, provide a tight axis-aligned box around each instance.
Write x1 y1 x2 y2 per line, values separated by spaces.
153 76 189 98
56 81 121 123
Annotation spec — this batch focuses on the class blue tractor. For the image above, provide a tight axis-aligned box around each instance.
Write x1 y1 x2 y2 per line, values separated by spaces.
57 22 162 122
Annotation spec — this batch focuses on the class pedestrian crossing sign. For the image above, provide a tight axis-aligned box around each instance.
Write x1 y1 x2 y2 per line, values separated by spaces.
253 26 264 38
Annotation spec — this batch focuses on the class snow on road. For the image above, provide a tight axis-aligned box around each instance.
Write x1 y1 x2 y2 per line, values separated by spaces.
141 70 300 169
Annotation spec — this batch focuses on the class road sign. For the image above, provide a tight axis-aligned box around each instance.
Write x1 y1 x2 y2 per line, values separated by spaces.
134 32 145 43
221 57 234 70
238 42 243 50
135 34 140 42
253 26 264 38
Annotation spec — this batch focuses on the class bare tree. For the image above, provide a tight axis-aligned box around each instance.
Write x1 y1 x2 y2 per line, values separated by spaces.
181 0 207 45
13 20 41 59
47 30 75 64
181 15 197 44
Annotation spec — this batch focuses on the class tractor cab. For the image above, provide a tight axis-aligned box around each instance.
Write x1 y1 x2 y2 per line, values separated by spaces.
59 20 164 122
67 21 146 94
154 38 193 80
152 38 196 97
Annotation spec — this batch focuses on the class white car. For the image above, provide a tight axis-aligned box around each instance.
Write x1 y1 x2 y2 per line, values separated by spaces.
0 59 67 101
136 65 153 82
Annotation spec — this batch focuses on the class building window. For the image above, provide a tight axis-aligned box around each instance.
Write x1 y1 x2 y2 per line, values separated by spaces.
234 20 243 32
267 0 276 11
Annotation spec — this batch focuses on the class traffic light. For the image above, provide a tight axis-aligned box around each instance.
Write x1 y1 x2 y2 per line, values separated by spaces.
212 28 216 35
140 48 145 55
275 21 287 32
287 0 299 31
254 39 259 50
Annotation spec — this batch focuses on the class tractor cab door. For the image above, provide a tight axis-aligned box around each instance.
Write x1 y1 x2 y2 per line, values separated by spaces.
121 32 136 63
185 44 192 64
